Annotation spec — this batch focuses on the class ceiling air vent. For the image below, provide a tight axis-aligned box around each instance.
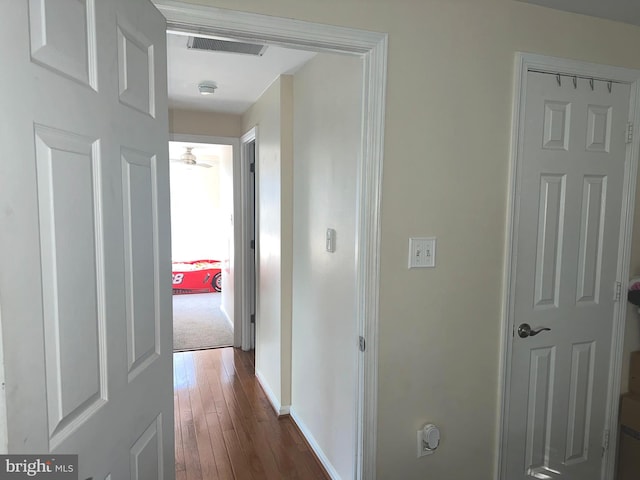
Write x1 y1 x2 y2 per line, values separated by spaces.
187 36 267 56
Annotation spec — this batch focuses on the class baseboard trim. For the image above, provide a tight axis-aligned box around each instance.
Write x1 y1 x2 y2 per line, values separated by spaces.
255 370 290 416
289 407 340 480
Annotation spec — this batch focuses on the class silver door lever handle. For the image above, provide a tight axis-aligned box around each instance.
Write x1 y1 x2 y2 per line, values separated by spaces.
517 323 551 338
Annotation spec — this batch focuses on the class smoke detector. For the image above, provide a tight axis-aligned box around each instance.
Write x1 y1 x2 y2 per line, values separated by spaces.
198 82 217 95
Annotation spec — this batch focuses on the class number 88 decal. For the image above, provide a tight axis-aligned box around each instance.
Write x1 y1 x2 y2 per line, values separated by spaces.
172 273 184 285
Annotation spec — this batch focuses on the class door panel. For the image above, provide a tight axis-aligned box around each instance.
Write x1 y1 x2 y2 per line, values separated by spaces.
505 71 631 479
0 1 173 479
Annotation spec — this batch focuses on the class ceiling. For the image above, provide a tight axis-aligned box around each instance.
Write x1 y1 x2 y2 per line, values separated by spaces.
167 33 316 115
516 0 640 27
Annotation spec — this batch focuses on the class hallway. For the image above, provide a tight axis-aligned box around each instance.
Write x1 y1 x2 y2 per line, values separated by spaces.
174 348 328 479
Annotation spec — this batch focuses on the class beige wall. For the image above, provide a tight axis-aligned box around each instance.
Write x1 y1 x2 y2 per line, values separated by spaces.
241 76 294 408
181 0 640 478
169 108 242 138
291 53 362 478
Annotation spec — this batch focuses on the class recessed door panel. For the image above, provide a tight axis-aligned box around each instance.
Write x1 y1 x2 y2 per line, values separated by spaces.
28 0 97 89
543 101 570 151
117 23 155 117
534 175 566 309
525 347 556 475
586 106 612 153
576 176 606 305
564 342 595 464
34 125 107 448
122 148 160 382
130 415 163 480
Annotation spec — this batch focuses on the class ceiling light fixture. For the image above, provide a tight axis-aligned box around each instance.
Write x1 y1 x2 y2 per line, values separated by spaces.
198 81 217 95
181 147 197 165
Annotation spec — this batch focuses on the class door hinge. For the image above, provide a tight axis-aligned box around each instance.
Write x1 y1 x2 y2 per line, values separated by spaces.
250 162 255 173
615 281 623 302
602 429 610 457
627 122 634 144
359 336 366 352
251 314 255 324
250 239 255 250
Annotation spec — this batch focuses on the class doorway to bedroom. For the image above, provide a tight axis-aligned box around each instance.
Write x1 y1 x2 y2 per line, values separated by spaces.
169 140 234 351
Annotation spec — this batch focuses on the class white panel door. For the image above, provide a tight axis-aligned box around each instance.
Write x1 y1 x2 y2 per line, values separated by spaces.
0 1 173 479
505 72 631 479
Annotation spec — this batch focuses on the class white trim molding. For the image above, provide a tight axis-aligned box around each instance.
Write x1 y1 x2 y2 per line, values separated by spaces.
289 407 340 480
256 369 290 417
240 127 257 352
498 52 640 480
155 3 387 478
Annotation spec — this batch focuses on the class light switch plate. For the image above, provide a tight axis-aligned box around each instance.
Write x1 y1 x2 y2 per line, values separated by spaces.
326 228 336 253
408 237 436 268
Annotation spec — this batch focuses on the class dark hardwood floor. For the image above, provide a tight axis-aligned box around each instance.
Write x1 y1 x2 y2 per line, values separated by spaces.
174 347 329 479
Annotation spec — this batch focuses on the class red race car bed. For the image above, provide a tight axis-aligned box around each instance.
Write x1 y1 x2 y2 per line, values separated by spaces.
172 259 222 294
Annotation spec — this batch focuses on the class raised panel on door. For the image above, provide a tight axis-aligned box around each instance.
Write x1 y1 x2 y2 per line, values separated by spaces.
121 148 160 382
117 21 155 117
28 0 98 89
34 125 107 449
130 415 164 480
524 347 556 476
564 341 596 465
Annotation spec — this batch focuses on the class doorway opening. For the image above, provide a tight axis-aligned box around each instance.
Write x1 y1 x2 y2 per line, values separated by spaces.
169 140 234 352
158 2 387 478
240 130 257 351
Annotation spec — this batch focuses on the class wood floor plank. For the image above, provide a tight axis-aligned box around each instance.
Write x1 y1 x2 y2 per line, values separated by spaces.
174 348 329 480
194 353 235 480
218 352 269 479
184 353 220 480
174 352 203 480
174 356 187 474
220 351 283 479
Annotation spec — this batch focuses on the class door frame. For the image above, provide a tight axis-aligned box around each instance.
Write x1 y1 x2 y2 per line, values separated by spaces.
498 52 640 480
169 133 241 348
154 2 387 478
240 128 257 352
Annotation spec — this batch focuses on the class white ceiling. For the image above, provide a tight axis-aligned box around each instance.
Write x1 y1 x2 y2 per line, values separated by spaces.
167 33 316 115
516 0 640 27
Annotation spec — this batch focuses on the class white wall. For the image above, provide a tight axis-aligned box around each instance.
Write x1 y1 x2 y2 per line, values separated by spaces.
241 76 294 408
218 146 235 324
291 53 362 479
169 160 224 261
187 0 640 478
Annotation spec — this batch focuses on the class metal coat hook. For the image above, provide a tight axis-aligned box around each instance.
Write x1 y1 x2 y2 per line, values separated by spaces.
556 74 562 87
608 81 612 93
572 76 577 89
589 78 594 91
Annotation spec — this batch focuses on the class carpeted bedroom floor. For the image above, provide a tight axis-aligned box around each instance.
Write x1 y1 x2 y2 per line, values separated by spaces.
172 292 233 351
